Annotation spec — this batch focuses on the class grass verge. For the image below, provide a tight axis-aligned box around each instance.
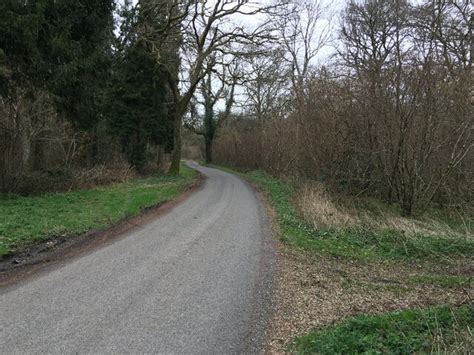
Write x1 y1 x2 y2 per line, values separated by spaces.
0 164 196 257
290 304 474 354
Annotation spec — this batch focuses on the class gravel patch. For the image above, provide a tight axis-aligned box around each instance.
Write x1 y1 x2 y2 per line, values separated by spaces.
263 246 472 353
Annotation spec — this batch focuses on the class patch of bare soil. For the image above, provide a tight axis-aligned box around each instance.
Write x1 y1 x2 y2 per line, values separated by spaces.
264 247 473 353
0 172 205 287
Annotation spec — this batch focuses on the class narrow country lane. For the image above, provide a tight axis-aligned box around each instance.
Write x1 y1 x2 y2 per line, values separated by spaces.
0 162 275 354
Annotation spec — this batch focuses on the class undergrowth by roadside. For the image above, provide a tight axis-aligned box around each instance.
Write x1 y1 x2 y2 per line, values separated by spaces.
0 165 196 257
245 171 473 264
212 165 473 353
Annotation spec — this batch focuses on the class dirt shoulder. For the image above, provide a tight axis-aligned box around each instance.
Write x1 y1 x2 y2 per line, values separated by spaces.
0 172 205 287
264 248 472 353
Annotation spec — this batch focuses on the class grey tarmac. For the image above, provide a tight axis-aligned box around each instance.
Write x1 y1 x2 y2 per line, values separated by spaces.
0 162 275 354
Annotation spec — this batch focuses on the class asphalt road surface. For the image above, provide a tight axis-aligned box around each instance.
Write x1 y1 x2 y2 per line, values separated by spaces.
0 162 275 354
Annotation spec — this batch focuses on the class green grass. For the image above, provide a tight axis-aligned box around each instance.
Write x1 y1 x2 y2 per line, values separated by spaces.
0 165 196 257
241 171 474 263
290 304 474 354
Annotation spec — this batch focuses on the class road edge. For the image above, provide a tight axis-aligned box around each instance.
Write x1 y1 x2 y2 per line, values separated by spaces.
0 170 206 288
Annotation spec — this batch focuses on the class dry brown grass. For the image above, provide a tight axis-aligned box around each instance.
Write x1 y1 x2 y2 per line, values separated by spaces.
295 182 356 230
434 326 474 354
295 181 472 240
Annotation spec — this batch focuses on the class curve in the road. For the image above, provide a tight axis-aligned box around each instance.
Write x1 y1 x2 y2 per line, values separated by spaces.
0 162 275 354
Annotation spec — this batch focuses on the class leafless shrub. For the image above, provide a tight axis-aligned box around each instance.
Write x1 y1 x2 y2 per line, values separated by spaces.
72 162 136 189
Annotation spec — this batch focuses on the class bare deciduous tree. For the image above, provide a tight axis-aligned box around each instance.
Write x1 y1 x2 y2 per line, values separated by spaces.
184 58 238 164
275 0 331 169
166 0 278 174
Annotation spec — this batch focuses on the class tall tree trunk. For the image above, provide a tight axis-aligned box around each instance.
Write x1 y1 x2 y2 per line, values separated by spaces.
205 138 213 164
168 111 182 175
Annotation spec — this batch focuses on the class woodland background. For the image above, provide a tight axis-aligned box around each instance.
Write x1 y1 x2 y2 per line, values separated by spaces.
0 0 472 216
